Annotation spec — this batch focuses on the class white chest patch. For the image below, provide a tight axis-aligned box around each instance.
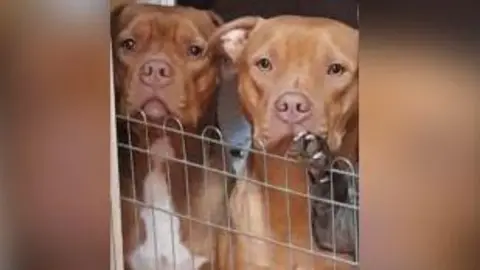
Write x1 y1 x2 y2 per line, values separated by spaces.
128 138 208 270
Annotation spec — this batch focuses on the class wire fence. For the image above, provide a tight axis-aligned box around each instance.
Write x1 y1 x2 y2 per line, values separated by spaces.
110 112 359 270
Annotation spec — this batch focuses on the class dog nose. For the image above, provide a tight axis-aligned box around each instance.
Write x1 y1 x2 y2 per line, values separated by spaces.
274 92 312 124
139 59 173 87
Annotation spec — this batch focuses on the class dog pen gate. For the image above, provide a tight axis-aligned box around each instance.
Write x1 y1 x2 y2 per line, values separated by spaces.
109 1 360 269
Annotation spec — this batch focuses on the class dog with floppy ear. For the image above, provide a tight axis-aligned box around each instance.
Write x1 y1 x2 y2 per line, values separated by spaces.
111 4 237 270
210 16 358 269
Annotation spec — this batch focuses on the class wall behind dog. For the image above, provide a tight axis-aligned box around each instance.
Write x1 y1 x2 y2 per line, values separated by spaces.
110 0 358 29
177 0 358 29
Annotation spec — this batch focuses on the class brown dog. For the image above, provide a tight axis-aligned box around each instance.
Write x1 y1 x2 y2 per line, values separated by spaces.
111 4 233 270
209 16 358 269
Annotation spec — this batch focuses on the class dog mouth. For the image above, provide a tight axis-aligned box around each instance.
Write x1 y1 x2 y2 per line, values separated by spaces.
140 98 169 119
289 123 310 135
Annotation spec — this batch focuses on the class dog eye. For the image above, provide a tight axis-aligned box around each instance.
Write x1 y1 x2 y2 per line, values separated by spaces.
327 63 346 75
120 38 136 51
187 45 204 57
255 57 272 71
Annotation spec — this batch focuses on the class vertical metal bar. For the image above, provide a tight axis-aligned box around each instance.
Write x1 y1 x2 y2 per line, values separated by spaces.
162 117 183 270
306 167 315 254
200 126 221 270
201 129 211 270
110 45 125 270
176 118 191 270
161 119 179 270
223 141 234 270
165 161 178 269
284 161 293 269
141 112 162 270
329 165 337 270
352 166 359 263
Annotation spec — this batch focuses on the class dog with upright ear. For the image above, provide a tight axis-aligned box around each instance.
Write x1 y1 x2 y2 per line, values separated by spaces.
210 15 358 269
208 16 261 63
209 15 358 158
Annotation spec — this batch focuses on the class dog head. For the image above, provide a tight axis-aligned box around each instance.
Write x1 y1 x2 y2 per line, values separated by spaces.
209 16 358 153
111 4 223 130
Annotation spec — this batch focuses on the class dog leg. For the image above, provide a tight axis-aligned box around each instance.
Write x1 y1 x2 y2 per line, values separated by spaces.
288 131 359 259
289 131 332 182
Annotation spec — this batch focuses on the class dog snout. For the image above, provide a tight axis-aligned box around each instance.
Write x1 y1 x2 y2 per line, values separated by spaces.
139 59 174 87
274 92 312 124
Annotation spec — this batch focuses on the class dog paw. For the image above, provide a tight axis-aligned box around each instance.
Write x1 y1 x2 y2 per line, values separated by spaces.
289 131 332 180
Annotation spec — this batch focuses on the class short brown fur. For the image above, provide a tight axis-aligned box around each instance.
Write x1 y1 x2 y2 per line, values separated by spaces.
211 16 358 269
112 4 232 269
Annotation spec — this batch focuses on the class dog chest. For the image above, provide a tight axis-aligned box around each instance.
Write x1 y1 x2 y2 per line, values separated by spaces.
128 138 208 270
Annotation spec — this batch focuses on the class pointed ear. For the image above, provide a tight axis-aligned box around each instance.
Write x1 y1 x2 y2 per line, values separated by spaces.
208 16 263 63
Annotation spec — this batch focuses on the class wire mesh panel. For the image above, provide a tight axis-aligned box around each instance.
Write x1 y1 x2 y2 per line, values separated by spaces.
113 113 359 269
110 45 125 270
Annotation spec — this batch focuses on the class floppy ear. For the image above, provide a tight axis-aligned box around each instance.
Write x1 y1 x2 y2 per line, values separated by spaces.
208 16 263 63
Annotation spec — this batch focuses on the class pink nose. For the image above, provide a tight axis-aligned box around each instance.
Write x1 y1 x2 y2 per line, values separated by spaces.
139 59 173 87
274 92 312 124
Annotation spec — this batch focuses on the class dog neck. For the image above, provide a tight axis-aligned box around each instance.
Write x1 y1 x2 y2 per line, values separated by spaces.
337 112 359 163
245 136 313 250
247 135 300 178
166 83 220 160
115 83 221 204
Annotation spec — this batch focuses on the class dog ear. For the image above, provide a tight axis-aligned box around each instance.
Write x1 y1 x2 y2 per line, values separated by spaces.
327 83 358 154
205 10 224 27
208 16 263 63
179 8 224 39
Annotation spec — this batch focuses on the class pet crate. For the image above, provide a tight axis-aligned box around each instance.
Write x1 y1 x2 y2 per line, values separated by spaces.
109 1 359 269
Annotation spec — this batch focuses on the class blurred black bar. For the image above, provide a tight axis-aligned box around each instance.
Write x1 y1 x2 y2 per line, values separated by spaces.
176 0 358 29
213 0 358 28
176 0 215 10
